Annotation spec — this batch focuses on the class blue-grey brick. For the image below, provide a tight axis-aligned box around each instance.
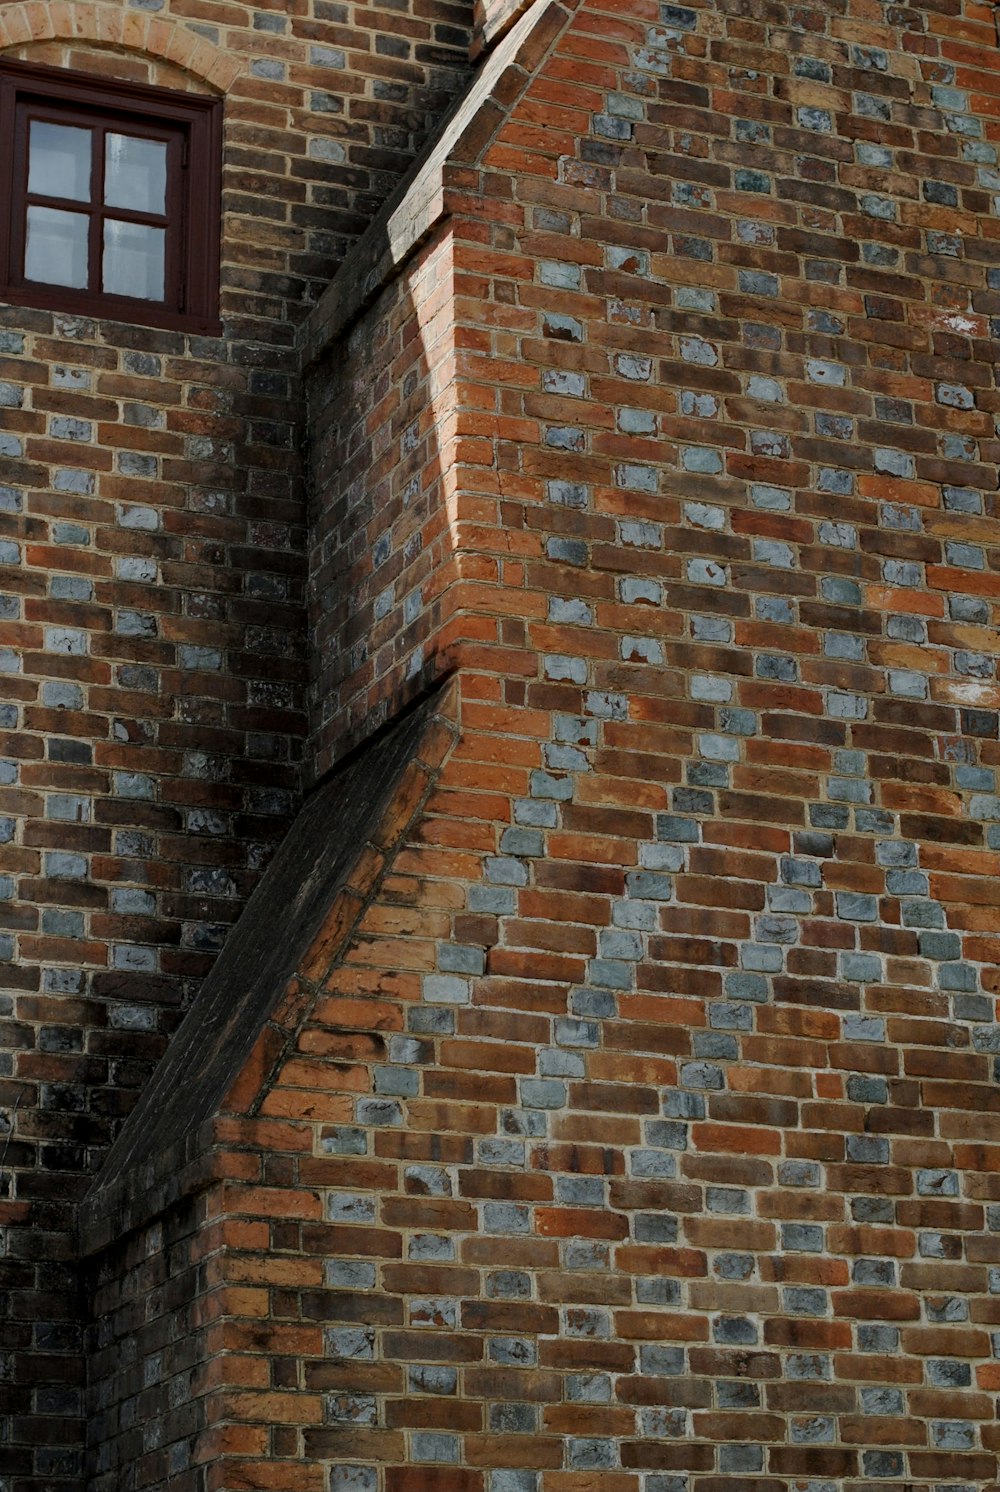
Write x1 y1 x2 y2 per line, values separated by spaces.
713 1316 758 1344
902 900 943 929
782 1222 824 1251
412 1433 459 1463
917 1168 959 1197
327 1192 375 1223
491 1474 536 1492
520 1079 565 1110
707 1186 749 1214
861 1386 904 1415
374 1066 418 1098
625 870 673 902
641 1407 687 1438
598 929 641 962
638 1348 686 1378
645 1120 688 1151
540 1047 584 1080
634 1212 678 1244
636 1280 680 1311
844 1015 886 1045
554 1017 597 1049
846 1135 889 1164
408 1010 453 1041
862 1451 904 1478
931 1421 974 1451
723 971 768 1003
421 973 470 1005
355 1097 402 1126
740 942 788 978
571 987 616 1020
514 799 557 830
499 827 544 858
630 1148 677 1179
663 1090 704 1119
694 1032 737 1062
717 1380 759 1411
409 1364 457 1395
530 769 574 802
836 891 877 921
435 944 485 977
918 930 961 961
490 1337 536 1366
490 1401 537 1433
568 1439 616 1470
325 1327 375 1360
939 962 977 992
565 1372 611 1404
613 897 658 930
853 1257 895 1285
791 1416 834 1444
587 959 633 989
710 1001 754 1032
330 1468 377 1492
821 576 862 605
680 1061 724 1090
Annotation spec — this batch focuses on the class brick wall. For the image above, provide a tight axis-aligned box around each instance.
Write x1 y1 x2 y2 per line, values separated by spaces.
307 225 462 775
87 1192 219 1491
95 0 1000 1486
0 0 472 1480
12 0 1000 1484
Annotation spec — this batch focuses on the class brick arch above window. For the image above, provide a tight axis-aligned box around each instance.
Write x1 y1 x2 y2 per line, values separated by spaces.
0 3 241 93
5 41 214 97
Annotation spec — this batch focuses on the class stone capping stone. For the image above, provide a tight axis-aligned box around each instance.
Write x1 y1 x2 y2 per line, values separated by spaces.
301 0 573 368
78 682 461 1255
472 0 536 61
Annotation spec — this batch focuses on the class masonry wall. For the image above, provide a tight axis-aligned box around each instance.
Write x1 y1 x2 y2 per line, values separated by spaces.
307 225 463 774
87 1191 221 1491
0 0 473 1482
13 0 1000 1486
167 0 1000 1488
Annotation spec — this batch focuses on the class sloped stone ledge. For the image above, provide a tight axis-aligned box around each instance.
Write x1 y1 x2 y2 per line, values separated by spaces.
301 0 572 367
79 682 461 1255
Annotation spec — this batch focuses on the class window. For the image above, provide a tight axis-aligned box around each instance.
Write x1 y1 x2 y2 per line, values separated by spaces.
0 61 222 333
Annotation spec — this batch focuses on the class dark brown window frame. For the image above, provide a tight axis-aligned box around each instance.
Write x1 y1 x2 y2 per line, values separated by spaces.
0 60 222 335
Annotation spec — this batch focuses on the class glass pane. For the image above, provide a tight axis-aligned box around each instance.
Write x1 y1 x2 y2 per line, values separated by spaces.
25 206 89 288
104 134 167 215
102 219 165 300
28 122 92 202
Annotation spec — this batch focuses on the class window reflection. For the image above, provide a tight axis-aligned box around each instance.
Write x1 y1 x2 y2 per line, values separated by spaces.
105 134 167 215
103 219 165 300
28 121 92 201
25 206 89 287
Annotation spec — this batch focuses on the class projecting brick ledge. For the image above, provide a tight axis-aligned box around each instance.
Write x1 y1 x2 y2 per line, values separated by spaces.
302 0 572 366
78 684 460 1255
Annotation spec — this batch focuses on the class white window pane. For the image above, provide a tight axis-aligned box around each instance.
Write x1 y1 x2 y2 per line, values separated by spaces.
103 220 165 300
25 206 89 288
28 122 92 202
105 134 167 215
